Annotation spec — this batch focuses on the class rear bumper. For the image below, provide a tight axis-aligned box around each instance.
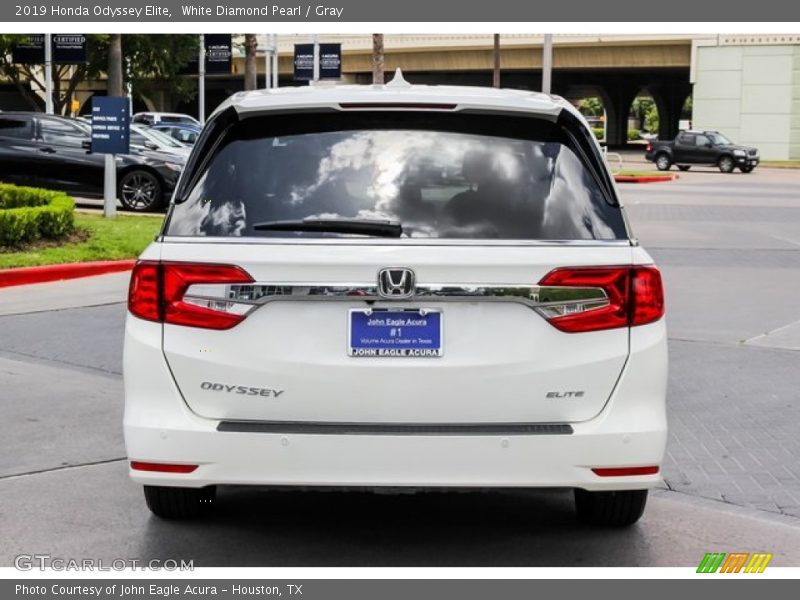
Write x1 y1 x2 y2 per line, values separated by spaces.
125 422 666 491
123 317 668 492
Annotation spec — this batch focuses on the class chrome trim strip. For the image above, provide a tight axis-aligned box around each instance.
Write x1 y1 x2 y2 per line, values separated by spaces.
183 283 610 315
217 421 574 436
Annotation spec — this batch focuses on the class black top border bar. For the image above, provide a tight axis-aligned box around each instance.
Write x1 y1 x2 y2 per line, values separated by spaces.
3 0 800 22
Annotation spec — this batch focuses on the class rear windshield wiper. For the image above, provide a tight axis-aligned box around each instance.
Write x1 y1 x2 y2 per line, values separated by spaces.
253 218 403 238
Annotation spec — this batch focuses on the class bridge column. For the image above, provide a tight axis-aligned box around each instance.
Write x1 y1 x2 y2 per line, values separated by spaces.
602 84 639 147
653 83 692 141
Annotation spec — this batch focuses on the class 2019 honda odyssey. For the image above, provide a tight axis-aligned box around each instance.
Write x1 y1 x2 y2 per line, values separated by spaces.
124 75 667 527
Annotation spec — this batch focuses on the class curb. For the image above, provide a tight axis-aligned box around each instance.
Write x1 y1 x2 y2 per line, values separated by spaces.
614 174 679 184
0 259 136 289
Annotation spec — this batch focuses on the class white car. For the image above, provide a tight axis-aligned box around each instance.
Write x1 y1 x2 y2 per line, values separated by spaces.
124 74 667 527
130 124 191 159
132 111 201 127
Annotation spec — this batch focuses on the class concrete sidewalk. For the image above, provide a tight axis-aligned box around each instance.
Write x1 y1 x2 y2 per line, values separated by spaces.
0 271 129 316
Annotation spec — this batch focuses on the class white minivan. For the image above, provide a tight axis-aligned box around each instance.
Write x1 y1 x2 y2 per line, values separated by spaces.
124 76 667 526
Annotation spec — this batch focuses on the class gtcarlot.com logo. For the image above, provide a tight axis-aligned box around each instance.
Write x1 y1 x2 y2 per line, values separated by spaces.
697 552 772 573
14 554 194 571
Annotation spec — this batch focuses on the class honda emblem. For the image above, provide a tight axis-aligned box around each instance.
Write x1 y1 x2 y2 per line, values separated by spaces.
377 268 416 298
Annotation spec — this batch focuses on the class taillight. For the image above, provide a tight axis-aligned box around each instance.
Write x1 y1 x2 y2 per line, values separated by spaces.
537 266 664 333
128 261 254 330
646 143 653 153
629 266 665 326
162 262 254 329
128 261 161 322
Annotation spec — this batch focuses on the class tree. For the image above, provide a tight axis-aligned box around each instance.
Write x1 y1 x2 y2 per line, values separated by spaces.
371 34 384 84
492 34 501 88
243 34 258 91
0 34 106 114
630 95 655 129
645 103 659 133
579 96 603 117
119 35 199 109
107 34 123 97
681 95 693 119
0 34 199 114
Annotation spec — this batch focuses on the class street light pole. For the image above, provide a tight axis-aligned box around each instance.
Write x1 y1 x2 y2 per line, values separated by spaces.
198 34 205 124
271 34 279 88
493 33 501 88
103 153 116 219
126 57 133 115
264 34 271 89
542 33 553 94
312 34 320 83
44 33 53 114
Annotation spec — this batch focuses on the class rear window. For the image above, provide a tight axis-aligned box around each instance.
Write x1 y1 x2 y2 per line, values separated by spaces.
166 112 627 241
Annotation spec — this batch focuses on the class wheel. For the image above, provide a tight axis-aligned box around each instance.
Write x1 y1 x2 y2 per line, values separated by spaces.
119 170 163 212
677 165 691 171
654 154 671 171
740 165 754 173
143 485 216 519
718 156 735 173
574 489 648 527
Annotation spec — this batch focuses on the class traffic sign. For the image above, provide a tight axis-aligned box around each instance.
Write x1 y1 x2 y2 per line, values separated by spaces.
91 97 130 155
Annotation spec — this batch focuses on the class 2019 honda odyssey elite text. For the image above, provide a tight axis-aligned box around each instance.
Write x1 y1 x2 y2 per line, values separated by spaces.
124 77 667 527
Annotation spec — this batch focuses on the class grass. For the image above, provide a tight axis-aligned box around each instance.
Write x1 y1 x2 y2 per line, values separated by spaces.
758 160 800 169
0 212 163 269
615 170 670 177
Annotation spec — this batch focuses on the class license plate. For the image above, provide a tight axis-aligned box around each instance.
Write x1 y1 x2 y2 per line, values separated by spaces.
348 309 443 357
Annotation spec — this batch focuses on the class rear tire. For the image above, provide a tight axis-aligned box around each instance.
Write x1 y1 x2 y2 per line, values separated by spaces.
574 489 648 527
655 154 672 171
677 165 691 171
143 485 216 519
718 156 735 173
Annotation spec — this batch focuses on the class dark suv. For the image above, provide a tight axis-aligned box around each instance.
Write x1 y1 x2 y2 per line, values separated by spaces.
645 130 759 173
0 112 186 211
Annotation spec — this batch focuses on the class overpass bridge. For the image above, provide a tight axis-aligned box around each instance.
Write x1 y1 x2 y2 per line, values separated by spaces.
246 34 698 145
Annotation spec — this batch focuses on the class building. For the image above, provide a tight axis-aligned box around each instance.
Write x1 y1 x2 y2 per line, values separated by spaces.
692 35 800 160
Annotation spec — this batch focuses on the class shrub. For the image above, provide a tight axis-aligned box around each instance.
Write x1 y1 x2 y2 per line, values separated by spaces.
628 129 641 141
592 127 605 141
0 183 75 247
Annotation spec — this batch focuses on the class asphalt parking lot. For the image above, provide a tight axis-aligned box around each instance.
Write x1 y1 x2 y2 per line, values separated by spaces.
1 166 799 567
